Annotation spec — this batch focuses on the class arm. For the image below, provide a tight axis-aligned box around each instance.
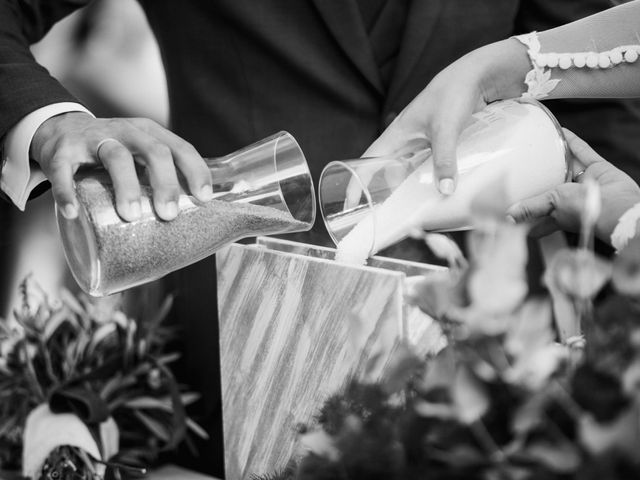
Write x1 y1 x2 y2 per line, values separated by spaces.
514 0 640 209
0 1 212 221
518 1 640 99
367 1 640 192
0 0 89 137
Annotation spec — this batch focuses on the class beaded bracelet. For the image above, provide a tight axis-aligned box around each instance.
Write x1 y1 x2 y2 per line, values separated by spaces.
514 32 640 99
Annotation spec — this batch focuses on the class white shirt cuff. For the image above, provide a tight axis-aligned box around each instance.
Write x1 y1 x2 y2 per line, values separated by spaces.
1 102 94 210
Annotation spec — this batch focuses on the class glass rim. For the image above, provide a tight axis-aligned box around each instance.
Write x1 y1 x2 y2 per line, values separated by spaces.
319 159 376 256
56 197 101 295
273 130 317 227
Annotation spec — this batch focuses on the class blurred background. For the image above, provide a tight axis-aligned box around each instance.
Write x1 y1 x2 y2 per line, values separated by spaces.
0 0 168 317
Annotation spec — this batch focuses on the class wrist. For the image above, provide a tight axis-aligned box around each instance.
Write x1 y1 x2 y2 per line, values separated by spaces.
30 111 93 164
480 39 531 102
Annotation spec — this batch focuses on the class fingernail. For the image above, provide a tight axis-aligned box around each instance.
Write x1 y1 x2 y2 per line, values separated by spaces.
62 203 78 219
439 178 455 195
163 201 178 219
505 215 517 224
129 201 141 219
199 184 213 201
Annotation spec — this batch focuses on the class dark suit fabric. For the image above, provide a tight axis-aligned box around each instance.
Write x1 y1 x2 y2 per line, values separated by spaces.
3 1 640 478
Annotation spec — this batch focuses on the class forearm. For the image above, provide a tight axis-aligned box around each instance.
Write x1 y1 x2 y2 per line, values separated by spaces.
536 1 640 98
0 0 90 138
472 2 640 106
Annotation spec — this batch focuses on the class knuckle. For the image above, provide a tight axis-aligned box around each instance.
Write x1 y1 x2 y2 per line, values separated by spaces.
547 189 561 207
177 140 199 158
517 205 533 222
435 158 455 170
56 133 82 151
105 118 123 130
131 117 155 131
104 141 129 158
147 142 172 159
198 163 212 179
50 153 72 169
157 186 181 200
51 184 73 201
117 184 141 199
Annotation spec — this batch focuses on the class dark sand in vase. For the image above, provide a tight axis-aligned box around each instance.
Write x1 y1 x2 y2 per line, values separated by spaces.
75 178 308 294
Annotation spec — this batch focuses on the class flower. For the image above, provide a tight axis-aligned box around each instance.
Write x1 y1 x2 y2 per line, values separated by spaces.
255 209 640 480
0 282 206 478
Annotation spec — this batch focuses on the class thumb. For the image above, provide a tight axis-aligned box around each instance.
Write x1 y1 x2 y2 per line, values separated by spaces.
430 124 459 195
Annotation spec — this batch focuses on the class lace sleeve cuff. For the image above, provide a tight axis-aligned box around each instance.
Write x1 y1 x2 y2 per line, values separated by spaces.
513 32 640 100
611 202 640 252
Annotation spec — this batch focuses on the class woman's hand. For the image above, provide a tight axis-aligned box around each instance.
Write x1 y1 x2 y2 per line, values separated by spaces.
365 39 530 194
507 129 640 244
30 112 213 222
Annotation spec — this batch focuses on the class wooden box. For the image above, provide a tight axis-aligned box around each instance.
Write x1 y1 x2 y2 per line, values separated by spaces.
216 238 445 479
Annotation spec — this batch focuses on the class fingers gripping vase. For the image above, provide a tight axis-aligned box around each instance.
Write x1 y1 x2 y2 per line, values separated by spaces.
56 132 315 296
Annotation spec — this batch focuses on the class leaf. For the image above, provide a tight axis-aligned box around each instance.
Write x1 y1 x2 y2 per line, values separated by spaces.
512 393 547 436
297 429 340 461
59 288 85 316
155 352 181 365
580 178 602 230
622 356 640 395
186 418 209 439
414 400 456 419
452 364 489 424
99 416 120 460
537 78 561 99
87 322 118 356
100 373 123 400
427 444 486 467
132 410 171 443
545 248 612 301
505 343 568 390
417 346 456 393
524 440 581 473
612 237 640 297
380 343 422 394
42 308 79 342
404 272 455 319
579 405 640 459
124 392 200 412
154 360 187 450
181 392 201 405
125 396 172 411
467 224 529 317
505 298 554 359
423 234 467 268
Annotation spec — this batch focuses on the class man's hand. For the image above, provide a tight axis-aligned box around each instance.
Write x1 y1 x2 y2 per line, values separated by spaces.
364 39 530 195
30 112 213 221
507 129 640 244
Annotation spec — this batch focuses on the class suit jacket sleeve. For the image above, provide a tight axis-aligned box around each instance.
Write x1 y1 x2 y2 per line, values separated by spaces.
515 0 640 183
0 0 91 139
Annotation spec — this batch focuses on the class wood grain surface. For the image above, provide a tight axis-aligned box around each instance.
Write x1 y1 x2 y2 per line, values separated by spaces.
217 239 444 479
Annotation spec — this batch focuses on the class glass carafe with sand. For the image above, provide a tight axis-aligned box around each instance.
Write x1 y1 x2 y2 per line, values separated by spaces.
319 99 571 264
57 131 316 296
